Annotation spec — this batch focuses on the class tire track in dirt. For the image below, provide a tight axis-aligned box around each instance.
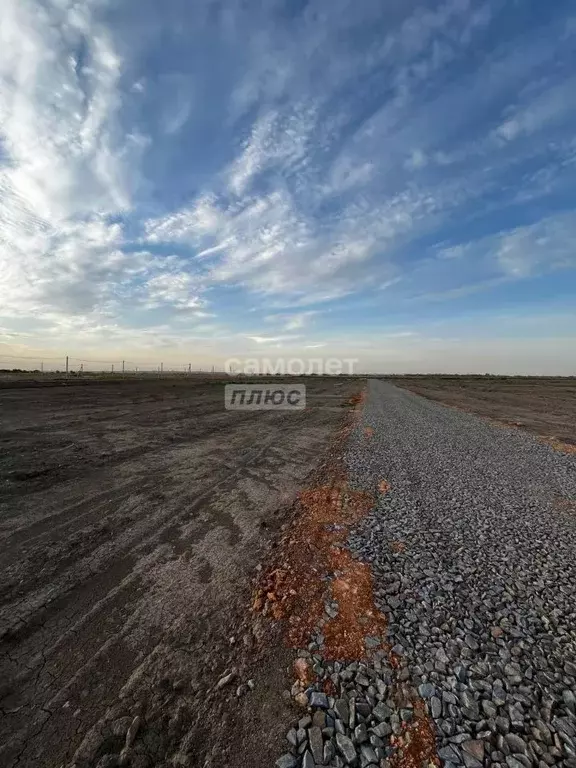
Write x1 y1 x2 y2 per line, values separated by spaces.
0 378 357 768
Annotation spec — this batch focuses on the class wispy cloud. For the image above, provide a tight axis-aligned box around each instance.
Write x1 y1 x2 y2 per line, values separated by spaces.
0 0 144 320
1 0 575 372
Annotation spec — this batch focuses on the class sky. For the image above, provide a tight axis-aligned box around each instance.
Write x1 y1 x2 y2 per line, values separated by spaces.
0 0 575 374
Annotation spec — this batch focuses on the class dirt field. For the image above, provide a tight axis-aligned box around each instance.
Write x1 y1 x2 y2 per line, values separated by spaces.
0 376 360 768
388 375 576 446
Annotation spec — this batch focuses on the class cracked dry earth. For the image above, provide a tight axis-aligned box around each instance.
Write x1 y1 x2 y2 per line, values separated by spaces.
0 376 359 768
267 380 576 768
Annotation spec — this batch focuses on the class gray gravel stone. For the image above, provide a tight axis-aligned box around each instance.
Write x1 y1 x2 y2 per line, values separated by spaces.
342 380 576 768
275 755 298 768
309 691 328 709
308 726 323 764
277 381 576 768
302 752 315 768
334 699 349 723
336 733 357 764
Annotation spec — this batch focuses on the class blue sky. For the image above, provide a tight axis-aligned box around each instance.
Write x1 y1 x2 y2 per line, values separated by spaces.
0 0 575 373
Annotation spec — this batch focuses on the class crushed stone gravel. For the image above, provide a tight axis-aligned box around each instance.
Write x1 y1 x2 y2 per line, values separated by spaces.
276 380 576 767
344 380 576 768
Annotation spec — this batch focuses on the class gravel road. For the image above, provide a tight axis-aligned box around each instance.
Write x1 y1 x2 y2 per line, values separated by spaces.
343 380 576 768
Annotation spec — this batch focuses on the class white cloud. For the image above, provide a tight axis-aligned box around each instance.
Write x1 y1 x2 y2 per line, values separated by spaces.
144 272 206 310
247 334 301 345
496 214 576 277
144 182 432 303
0 0 144 319
405 149 428 170
495 75 576 143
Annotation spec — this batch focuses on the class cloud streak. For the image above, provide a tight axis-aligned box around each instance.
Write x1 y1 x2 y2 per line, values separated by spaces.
0 0 575 372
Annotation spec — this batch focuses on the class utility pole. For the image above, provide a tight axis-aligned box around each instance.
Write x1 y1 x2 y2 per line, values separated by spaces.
80 363 83 375
160 362 163 374
65 355 69 376
188 363 191 375
122 360 125 374
111 363 114 373
41 361 43 374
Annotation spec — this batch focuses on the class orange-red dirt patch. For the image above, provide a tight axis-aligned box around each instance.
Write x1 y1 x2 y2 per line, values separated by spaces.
543 437 576 455
252 391 381 657
391 700 439 768
323 546 387 660
379 479 391 493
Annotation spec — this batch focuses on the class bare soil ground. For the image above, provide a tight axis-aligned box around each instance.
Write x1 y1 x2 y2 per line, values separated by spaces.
388 375 576 446
0 376 360 768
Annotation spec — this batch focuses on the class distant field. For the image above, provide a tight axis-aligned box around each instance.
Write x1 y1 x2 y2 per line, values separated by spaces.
389 375 576 445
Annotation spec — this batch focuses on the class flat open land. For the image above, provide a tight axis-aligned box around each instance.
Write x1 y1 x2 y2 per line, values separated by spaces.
3 375 576 768
388 376 576 447
0 376 359 768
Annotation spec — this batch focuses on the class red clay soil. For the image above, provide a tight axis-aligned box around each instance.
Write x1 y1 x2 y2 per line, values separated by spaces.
252 391 385 658
543 437 576 455
391 700 439 768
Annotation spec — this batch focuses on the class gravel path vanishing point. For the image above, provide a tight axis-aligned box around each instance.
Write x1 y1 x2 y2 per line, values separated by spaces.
342 380 576 768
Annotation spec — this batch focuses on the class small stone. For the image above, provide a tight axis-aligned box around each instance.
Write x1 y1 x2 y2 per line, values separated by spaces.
418 683 436 699
496 716 510 735
462 741 484 762
355 723 368 743
302 752 315 768
310 691 329 709
360 744 378 764
482 700 497 719
349 697 356 729
334 699 350 723
508 706 524 728
295 692 309 708
324 740 336 763
436 647 450 665
430 696 442 719
565 662 576 677
286 729 298 748
371 722 392 738
124 716 141 749
216 671 236 689
312 710 326 729
504 664 523 684
275 754 297 768
465 635 479 651
506 734 528 754
336 733 357 764
439 746 461 763
308 726 324 764
462 754 482 768
299 716 312 730
506 758 526 768
373 703 392 721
